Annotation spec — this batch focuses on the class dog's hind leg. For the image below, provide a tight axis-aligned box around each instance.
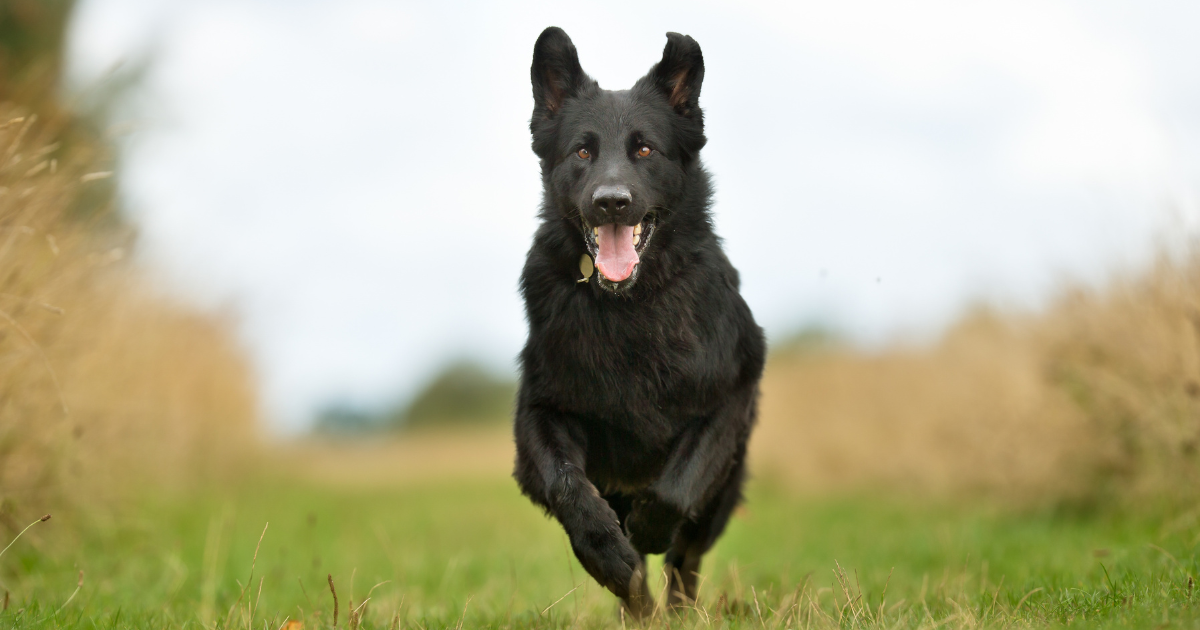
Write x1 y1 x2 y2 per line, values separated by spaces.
602 492 635 529
665 451 746 607
601 492 654 616
627 388 755 558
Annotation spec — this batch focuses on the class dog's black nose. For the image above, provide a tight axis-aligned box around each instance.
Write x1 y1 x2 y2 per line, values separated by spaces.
592 186 632 216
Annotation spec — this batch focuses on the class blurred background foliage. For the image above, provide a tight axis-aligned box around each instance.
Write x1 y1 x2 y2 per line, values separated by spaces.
1 0 1199 524
316 360 515 434
0 0 257 525
0 0 73 104
754 255 1200 507
1 0 120 223
400 361 515 428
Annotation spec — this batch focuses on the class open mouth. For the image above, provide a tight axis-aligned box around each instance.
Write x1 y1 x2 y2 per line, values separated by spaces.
584 212 657 287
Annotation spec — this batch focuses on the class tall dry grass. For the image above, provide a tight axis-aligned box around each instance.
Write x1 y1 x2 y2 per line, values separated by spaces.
753 248 1200 504
0 105 259 518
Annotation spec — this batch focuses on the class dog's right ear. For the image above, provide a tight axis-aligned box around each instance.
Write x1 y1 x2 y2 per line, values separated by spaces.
531 27 592 121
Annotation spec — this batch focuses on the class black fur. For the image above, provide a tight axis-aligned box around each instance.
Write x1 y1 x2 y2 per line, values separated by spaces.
514 27 765 617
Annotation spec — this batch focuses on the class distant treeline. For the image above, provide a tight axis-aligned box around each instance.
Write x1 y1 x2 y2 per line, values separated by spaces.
316 361 515 434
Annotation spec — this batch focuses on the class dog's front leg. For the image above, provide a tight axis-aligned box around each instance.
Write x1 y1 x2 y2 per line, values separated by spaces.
513 406 654 617
625 389 756 554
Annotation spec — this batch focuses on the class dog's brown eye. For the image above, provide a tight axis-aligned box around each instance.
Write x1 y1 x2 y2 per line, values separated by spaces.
577 148 590 159
637 145 652 157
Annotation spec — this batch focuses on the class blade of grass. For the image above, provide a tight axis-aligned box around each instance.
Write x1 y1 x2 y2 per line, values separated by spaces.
0 515 50 561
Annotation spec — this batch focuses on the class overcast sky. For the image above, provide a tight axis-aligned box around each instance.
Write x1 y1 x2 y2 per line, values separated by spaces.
67 0 1200 431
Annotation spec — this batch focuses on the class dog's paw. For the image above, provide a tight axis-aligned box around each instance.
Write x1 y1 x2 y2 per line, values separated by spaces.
569 520 644 598
625 496 684 554
622 564 655 620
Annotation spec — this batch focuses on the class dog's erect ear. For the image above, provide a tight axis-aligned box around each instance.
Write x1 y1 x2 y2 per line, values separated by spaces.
650 32 704 118
531 27 591 120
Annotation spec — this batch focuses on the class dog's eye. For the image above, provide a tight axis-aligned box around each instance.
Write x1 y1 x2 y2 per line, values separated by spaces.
636 146 652 158
577 148 590 159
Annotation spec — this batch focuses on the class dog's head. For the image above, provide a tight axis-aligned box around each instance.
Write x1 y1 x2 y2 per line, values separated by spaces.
530 27 707 294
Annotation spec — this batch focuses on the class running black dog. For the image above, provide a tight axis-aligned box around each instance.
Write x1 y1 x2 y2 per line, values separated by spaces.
514 27 765 617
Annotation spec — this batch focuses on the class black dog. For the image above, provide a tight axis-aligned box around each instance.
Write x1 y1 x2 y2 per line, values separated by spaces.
513 27 765 617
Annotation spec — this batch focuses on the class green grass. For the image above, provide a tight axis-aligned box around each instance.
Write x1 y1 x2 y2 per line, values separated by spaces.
2 475 1198 629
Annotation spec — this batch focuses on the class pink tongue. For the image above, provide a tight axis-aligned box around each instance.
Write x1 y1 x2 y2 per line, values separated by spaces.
595 224 639 282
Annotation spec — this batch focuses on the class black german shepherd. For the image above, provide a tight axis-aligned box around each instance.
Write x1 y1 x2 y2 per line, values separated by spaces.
514 27 765 617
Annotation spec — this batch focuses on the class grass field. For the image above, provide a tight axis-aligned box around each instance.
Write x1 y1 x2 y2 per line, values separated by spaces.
3 446 1198 630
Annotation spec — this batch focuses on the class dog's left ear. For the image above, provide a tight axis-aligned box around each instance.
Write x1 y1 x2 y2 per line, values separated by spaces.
650 32 704 118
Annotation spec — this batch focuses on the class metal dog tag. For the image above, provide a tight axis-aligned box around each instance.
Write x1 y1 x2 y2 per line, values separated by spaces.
578 254 593 283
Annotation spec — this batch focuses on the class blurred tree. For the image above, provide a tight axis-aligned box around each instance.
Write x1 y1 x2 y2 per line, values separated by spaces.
1 0 123 224
0 0 73 104
771 324 843 359
396 361 515 430
314 404 386 435
309 361 515 436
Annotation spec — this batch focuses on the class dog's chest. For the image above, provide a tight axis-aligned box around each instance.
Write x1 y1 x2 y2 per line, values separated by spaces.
533 286 725 427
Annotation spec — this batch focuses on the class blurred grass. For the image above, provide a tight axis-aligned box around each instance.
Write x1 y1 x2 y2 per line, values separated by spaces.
0 0 258 524
1 468 1198 629
0 106 259 518
754 248 1200 506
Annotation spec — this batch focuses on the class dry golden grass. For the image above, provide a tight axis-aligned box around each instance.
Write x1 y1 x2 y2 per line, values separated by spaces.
0 104 258 516
753 248 1200 502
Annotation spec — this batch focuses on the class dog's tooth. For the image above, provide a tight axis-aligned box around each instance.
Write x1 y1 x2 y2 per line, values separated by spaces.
592 227 599 237
634 223 643 235
633 234 640 246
